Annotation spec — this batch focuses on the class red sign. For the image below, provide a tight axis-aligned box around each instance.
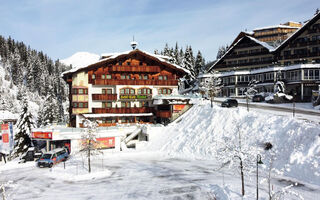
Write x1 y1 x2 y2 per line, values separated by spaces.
1 124 8 130
173 105 185 112
96 137 115 149
32 132 52 139
2 133 9 143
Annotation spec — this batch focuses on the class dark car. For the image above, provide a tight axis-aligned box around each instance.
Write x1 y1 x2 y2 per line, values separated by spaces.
252 94 265 102
221 99 238 107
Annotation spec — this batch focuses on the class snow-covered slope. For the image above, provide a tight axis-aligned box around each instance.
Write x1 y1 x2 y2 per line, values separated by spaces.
143 100 320 186
61 52 100 68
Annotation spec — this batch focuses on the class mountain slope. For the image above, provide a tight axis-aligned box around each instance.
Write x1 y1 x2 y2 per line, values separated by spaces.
61 52 100 69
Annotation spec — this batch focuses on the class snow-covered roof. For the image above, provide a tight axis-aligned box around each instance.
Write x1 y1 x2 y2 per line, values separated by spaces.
253 25 299 31
216 64 320 77
208 35 274 72
247 36 275 51
83 113 153 118
62 49 189 77
0 110 18 120
197 73 215 78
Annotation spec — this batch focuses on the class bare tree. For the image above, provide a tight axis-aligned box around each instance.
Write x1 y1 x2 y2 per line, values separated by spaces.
80 119 98 173
199 72 223 108
214 121 259 196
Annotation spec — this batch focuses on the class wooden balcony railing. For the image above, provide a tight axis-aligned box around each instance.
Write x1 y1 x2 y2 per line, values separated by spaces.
111 65 161 72
92 79 178 86
92 107 153 114
156 110 172 118
92 94 117 101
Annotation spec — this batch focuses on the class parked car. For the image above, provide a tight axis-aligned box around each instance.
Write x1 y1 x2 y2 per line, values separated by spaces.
252 94 265 102
37 148 68 168
221 99 238 107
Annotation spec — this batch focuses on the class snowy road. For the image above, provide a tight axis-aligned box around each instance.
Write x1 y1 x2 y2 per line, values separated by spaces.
213 99 320 123
1 152 319 200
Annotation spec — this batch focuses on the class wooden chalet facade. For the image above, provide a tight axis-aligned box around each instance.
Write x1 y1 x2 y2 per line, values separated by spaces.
62 49 189 127
209 12 320 101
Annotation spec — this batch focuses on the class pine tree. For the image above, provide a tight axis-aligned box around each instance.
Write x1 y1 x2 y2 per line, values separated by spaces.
14 97 35 157
37 86 60 127
195 51 204 77
183 46 196 79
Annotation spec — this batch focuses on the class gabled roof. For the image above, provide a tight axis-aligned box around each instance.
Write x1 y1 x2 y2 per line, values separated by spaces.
62 49 189 78
275 12 320 52
208 35 274 72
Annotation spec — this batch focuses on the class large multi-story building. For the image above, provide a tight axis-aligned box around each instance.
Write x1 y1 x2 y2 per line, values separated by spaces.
253 21 302 43
62 48 191 128
209 12 320 101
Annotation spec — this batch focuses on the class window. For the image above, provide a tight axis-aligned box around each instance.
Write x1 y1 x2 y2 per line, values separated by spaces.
73 102 88 108
119 61 122 66
121 75 126 80
138 88 152 95
143 75 148 80
159 76 163 80
78 89 84 94
120 88 135 94
103 102 112 108
106 74 112 79
72 89 77 94
304 69 320 80
159 88 172 95
163 75 167 80
102 74 105 79
92 74 96 80
127 62 131 66
121 102 130 108
102 89 112 94
139 61 143 66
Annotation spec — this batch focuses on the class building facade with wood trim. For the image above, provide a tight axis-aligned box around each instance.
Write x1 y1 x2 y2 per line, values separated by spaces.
62 49 190 127
209 12 320 101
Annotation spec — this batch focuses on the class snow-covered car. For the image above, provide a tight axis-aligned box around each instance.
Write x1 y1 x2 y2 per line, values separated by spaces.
37 148 68 168
221 99 238 107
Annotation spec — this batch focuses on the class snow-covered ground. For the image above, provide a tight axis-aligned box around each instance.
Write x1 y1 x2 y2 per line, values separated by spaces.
1 100 319 199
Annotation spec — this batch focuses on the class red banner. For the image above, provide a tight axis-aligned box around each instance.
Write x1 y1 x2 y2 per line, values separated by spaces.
1 124 9 130
2 133 9 143
32 132 52 139
173 105 185 112
96 137 115 149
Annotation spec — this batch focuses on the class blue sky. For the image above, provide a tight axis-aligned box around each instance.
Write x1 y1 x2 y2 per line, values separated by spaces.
0 0 318 61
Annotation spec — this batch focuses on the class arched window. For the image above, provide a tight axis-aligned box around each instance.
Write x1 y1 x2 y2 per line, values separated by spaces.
120 88 135 95
158 88 172 95
138 88 152 95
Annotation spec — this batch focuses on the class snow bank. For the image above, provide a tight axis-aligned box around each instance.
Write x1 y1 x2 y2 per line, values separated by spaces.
143 100 320 186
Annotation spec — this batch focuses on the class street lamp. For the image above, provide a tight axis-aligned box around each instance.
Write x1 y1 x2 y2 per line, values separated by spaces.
257 154 263 200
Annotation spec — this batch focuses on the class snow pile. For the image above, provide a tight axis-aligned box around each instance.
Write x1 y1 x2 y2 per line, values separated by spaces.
143 101 320 186
61 52 100 69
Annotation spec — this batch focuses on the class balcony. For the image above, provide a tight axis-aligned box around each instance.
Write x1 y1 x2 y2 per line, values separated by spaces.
156 110 172 118
111 65 161 73
92 79 178 86
92 107 153 114
92 94 117 101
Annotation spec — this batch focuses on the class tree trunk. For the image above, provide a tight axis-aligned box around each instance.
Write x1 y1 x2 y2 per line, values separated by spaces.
88 141 91 173
211 96 213 108
240 158 245 196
